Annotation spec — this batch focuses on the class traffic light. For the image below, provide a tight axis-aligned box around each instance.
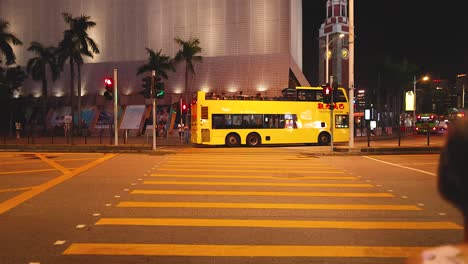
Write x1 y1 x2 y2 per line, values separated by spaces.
104 77 113 100
182 103 187 113
141 76 151 99
322 85 333 104
155 77 165 99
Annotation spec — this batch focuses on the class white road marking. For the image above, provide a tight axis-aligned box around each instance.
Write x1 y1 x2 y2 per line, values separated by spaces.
76 225 85 229
54 240 66 245
363 156 436 176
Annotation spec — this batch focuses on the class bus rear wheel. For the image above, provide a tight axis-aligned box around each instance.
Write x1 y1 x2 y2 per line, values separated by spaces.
246 133 261 147
318 132 331 146
225 133 241 147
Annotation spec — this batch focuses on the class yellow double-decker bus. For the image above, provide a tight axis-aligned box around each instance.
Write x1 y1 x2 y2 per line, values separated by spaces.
190 87 350 147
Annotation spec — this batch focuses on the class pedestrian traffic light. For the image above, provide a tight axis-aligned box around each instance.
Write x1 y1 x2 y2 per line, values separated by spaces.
141 76 151 99
322 85 333 104
104 77 114 100
155 77 165 99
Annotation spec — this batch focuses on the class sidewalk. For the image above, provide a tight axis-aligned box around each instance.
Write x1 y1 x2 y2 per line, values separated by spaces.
0 133 445 154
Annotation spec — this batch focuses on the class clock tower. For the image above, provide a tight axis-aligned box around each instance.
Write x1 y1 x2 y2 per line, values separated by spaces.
318 0 349 87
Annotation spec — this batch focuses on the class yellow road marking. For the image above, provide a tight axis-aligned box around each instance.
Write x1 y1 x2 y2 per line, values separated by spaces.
117 201 421 210
160 164 333 169
0 187 33 193
0 157 98 165
164 161 325 165
0 154 117 215
96 218 462 229
131 190 394 197
0 168 58 175
35 153 71 174
63 243 424 257
0 160 43 165
156 168 343 173
143 181 373 188
149 174 357 180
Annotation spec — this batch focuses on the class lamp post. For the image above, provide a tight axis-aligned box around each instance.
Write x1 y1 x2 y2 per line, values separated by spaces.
325 33 345 84
348 0 355 148
412 75 430 128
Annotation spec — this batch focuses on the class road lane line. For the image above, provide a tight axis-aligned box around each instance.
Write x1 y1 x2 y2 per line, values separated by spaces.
35 153 71 174
363 156 436 176
95 218 461 229
143 181 373 188
0 154 117 215
130 190 394 197
155 168 344 173
149 174 358 180
0 168 58 175
0 187 33 193
63 243 424 257
117 202 421 210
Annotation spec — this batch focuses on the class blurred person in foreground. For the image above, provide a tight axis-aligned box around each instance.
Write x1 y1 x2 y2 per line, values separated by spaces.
407 120 468 263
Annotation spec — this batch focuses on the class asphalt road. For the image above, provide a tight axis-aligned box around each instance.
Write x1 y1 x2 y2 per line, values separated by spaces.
0 148 463 264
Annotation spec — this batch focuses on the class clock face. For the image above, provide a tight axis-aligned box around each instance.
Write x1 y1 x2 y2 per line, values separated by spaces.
341 48 349 59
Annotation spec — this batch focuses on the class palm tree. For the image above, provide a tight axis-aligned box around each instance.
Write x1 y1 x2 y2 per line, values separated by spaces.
57 12 99 133
27 41 60 132
137 48 175 79
0 65 27 93
173 37 202 102
0 18 23 66
0 65 27 135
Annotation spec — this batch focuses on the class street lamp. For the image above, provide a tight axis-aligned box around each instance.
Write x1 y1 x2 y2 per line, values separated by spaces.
412 75 430 128
325 33 345 84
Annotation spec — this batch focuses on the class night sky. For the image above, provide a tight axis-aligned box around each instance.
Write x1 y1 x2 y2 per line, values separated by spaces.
302 0 467 88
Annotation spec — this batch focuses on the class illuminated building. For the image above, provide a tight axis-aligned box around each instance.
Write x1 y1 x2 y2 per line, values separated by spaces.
0 0 309 104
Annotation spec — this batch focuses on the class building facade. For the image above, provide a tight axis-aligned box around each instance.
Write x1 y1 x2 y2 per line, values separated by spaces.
1 0 309 106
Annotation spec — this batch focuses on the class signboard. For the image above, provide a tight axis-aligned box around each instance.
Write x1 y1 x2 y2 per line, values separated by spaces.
365 109 371 120
405 91 415 111
120 105 146 130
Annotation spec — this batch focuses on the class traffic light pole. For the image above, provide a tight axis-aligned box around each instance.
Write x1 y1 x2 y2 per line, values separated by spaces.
151 70 157 150
330 76 334 152
113 69 118 146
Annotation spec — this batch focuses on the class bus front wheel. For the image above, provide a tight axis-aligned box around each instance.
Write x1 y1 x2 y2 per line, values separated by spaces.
246 133 261 147
225 133 241 147
318 132 331 146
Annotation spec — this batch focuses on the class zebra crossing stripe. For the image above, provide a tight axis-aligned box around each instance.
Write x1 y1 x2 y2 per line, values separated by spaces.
117 201 421 211
63 243 424 257
95 218 462 230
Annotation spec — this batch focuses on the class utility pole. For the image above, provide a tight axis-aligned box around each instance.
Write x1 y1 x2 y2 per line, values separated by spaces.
113 69 118 146
348 0 355 147
330 76 334 152
151 70 157 150
463 83 465 109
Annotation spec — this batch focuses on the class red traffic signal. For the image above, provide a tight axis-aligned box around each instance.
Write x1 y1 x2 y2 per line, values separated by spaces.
322 85 333 104
182 104 187 111
104 77 114 100
104 77 113 86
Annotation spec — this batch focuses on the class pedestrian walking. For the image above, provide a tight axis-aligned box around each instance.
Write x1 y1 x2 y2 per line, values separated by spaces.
184 124 189 144
177 122 184 142
15 121 22 139
406 120 468 263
